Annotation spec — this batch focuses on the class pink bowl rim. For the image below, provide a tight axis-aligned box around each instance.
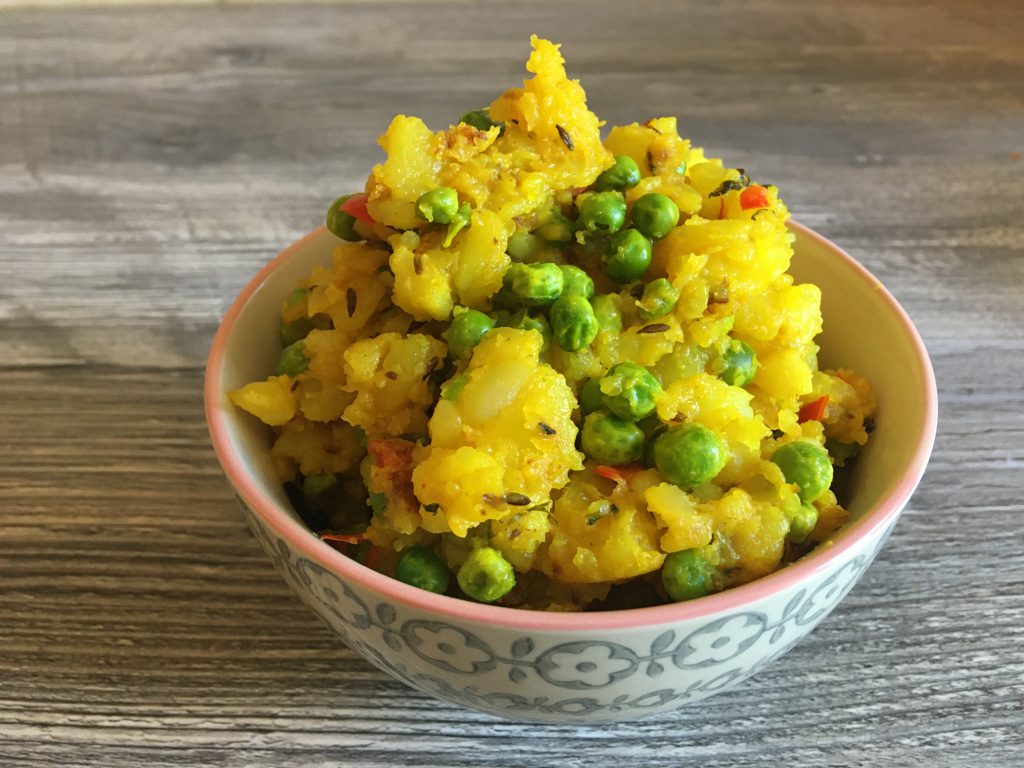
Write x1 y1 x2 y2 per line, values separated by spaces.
205 220 938 632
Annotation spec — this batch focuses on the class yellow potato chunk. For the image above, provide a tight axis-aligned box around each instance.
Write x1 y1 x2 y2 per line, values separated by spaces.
413 329 582 537
270 418 365 481
644 483 714 553
229 375 297 426
342 333 447 437
366 115 442 229
541 472 664 584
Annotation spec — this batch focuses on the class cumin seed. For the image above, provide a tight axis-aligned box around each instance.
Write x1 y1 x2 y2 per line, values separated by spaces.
709 179 745 197
504 492 530 506
709 280 730 304
346 287 357 317
556 124 574 151
538 422 557 435
422 356 441 379
638 323 670 334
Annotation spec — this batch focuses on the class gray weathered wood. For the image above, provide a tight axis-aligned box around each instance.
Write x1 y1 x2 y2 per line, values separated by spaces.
1 0 1022 765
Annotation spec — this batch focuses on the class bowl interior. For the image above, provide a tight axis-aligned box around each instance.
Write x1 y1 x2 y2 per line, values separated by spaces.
787 225 934 523
208 222 935 622
215 231 337 517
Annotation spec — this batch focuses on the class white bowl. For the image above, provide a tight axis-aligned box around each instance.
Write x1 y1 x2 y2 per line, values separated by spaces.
205 222 937 723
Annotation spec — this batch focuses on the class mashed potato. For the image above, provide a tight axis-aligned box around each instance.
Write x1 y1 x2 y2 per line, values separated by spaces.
230 36 875 611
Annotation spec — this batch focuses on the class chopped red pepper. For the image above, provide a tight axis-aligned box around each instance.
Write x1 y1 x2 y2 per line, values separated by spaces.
320 532 367 555
593 464 643 484
320 532 365 545
740 184 770 210
363 544 383 571
339 193 375 225
798 395 829 423
367 438 414 470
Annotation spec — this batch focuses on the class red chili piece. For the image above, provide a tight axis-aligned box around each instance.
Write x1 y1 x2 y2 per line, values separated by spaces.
740 184 770 210
593 464 643 484
339 193 375 224
798 395 829 423
320 533 365 545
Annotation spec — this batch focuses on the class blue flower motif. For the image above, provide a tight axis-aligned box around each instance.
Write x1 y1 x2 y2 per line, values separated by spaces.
401 620 497 674
536 642 639 689
296 557 373 629
795 556 865 626
673 613 767 668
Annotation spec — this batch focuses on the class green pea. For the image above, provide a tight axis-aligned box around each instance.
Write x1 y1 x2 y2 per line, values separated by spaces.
661 549 712 602
599 362 662 421
826 438 861 466
457 547 516 603
653 424 727 489
441 372 469 402
518 312 552 352
490 286 518 310
280 317 316 346
495 309 552 352
788 503 819 543
550 294 599 352
280 310 330 347
718 340 758 388
503 262 565 308
507 229 544 262
578 378 604 414
591 293 623 332
577 191 627 234
580 411 646 465
276 341 309 376
533 209 575 246
641 419 667 469
443 202 472 247
595 155 642 192
559 265 595 298
326 195 361 241
460 108 504 134
368 491 387 517
631 193 680 240
447 308 494 359
301 472 337 497
771 440 834 503
637 278 680 321
416 187 460 224
604 228 653 283
396 546 451 594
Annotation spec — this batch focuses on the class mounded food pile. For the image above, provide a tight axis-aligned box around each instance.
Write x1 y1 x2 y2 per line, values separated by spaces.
231 36 876 611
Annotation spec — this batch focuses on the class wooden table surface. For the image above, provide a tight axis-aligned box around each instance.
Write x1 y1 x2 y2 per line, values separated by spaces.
3 1 1023 765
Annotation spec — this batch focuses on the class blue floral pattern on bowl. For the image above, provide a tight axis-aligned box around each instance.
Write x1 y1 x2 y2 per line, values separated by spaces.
238 495 895 722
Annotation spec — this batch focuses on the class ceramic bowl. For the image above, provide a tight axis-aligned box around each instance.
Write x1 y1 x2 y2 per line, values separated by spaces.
205 222 937 723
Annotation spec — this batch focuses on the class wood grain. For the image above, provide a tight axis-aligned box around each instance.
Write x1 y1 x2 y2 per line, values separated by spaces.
1 1 1022 765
